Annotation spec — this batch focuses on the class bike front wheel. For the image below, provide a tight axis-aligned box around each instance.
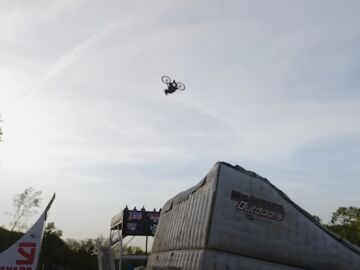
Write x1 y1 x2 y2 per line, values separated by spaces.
161 76 171 84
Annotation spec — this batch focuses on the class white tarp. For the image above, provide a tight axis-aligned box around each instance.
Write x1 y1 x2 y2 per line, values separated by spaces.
0 194 55 270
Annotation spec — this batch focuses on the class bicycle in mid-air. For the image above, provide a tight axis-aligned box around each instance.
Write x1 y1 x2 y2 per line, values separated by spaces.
161 76 186 95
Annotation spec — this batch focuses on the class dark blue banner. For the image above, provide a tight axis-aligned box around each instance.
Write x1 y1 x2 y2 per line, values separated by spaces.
122 209 160 237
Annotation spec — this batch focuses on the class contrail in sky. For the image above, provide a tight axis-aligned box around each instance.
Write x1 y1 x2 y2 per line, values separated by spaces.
32 20 124 97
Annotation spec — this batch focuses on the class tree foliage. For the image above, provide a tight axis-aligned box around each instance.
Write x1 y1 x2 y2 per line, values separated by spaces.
7 187 42 231
0 226 22 252
125 246 147 255
39 222 69 269
38 223 98 270
327 206 360 247
330 206 360 225
312 215 323 225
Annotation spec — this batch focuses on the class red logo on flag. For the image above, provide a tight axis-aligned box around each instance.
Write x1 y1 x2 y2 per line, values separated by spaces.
16 242 36 265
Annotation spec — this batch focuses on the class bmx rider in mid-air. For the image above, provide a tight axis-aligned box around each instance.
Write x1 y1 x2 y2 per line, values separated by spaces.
161 76 186 95
165 80 178 95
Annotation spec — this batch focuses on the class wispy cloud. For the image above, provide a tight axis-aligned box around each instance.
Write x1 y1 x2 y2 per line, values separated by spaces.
33 21 122 96
1 0 360 238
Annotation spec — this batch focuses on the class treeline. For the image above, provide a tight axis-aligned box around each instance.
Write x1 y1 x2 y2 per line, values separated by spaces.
1 207 359 270
0 222 147 270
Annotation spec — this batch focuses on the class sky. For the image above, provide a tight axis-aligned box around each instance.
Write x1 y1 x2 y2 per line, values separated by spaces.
0 0 360 240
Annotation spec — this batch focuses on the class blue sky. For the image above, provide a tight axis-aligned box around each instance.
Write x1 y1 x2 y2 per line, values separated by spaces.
0 0 360 239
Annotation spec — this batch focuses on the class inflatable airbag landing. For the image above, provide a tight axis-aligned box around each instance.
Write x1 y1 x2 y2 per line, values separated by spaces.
147 162 360 270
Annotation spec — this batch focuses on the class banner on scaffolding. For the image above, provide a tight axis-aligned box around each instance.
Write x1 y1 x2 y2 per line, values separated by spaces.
122 209 160 237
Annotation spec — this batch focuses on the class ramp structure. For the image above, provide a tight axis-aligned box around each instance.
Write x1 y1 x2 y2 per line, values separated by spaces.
147 162 360 270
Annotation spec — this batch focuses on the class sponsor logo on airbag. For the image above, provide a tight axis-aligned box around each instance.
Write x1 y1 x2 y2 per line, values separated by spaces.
231 190 285 221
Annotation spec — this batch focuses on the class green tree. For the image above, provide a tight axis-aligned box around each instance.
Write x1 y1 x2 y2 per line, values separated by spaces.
38 222 69 270
6 187 42 231
44 222 63 237
312 215 323 225
125 246 147 255
330 207 360 225
327 206 360 247
39 223 98 270
67 239 97 269
0 226 23 252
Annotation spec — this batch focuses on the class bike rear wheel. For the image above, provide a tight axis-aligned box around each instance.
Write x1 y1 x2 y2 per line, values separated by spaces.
177 82 185 90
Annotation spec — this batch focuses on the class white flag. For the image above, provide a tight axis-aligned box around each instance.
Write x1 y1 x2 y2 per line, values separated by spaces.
0 194 55 270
